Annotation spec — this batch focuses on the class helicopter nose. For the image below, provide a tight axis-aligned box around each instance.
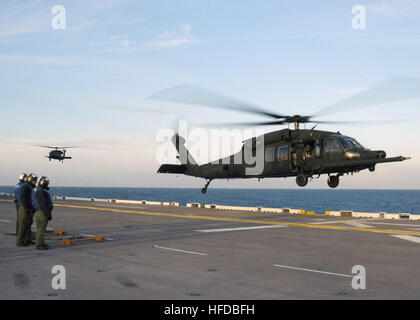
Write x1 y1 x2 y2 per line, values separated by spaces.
375 150 386 159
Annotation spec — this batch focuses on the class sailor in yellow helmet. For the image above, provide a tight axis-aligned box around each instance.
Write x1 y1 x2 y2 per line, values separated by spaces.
16 174 37 246
14 173 28 236
34 177 54 250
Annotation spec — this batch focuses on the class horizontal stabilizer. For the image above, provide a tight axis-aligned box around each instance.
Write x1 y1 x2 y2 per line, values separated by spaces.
158 164 187 174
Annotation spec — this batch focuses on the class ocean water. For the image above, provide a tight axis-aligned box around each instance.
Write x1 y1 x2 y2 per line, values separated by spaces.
1 186 419 214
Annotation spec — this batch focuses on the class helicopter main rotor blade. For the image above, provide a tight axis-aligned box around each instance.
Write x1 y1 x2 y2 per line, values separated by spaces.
195 120 288 128
197 118 410 128
149 84 287 119
308 119 411 126
313 76 420 117
36 145 77 149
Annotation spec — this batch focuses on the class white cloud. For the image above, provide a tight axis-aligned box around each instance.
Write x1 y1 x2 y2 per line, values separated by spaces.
0 0 49 37
0 54 81 66
102 24 202 52
367 1 420 19
145 38 200 48
0 0 135 38
109 34 131 47
145 24 201 48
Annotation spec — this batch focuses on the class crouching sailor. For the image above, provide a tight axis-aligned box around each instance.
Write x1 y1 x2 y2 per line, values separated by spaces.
35 177 53 250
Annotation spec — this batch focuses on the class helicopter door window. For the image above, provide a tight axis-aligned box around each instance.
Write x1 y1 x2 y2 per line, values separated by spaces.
315 141 321 157
265 147 276 163
277 146 289 161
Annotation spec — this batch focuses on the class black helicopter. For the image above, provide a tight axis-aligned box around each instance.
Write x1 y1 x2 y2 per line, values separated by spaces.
41 146 73 162
152 80 414 193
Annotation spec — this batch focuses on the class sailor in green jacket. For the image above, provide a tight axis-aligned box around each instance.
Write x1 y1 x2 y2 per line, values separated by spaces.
14 173 28 235
34 177 53 250
17 174 37 246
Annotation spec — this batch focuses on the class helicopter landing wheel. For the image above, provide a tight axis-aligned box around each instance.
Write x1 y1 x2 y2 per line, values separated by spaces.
296 173 308 187
327 175 340 188
201 179 213 194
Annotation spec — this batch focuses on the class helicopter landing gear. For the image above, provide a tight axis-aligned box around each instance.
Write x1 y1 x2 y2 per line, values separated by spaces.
201 179 213 194
296 173 308 187
369 164 376 172
327 175 340 188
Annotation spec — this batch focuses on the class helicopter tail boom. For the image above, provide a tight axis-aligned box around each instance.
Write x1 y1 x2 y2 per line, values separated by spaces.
157 134 198 175
157 164 187 174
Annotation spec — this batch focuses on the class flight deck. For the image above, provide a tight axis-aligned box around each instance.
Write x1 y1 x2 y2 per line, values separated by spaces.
1 194 419 300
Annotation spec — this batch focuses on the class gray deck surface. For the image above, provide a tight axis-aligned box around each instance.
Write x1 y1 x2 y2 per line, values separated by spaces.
1 195 419 300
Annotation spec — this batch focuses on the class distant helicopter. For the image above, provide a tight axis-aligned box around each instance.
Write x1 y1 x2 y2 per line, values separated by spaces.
150 80 415 193
40 146 74 163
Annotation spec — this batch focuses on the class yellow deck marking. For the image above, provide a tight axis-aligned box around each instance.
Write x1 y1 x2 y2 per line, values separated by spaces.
2 199 420 236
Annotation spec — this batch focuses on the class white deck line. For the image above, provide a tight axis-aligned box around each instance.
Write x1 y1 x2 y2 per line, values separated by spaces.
154 245 207 256
368 222 420 227
273 264 353 278
391 235 420 244
196 225 287 233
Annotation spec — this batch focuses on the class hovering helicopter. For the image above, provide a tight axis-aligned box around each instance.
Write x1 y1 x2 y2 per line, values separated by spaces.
151 81 414 193
40 146 74 162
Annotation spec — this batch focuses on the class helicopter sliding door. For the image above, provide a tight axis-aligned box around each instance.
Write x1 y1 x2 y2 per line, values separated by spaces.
263 146 276 176
276 145 291 173
263 145 290 176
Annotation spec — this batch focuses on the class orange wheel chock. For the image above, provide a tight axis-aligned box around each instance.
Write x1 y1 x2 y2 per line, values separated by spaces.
62 239 76 246
61 236 106 246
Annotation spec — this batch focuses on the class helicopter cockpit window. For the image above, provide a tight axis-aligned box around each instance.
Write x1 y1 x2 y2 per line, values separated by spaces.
265 147 276 163
338 137 354 150
277 146 289 161
338 136 365 150
347 137 365 149
324 137 343 153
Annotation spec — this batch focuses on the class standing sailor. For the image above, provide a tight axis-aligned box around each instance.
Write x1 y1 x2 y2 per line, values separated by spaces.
35 177 53 250
14 173 27 235
16 174 37 246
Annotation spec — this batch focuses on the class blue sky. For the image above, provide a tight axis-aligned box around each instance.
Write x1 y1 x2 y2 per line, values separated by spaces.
0 0 419 188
